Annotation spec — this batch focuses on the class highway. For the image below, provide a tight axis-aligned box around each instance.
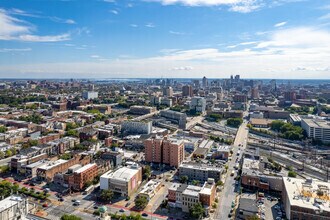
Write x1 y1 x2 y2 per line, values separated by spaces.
214 120 249 220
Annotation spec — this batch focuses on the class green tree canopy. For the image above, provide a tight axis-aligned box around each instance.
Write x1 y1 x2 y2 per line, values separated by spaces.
135 196 148 210
226 118 243 128
60 214 82 220
189 202 205 219
180 175 189 184
100 189 113 202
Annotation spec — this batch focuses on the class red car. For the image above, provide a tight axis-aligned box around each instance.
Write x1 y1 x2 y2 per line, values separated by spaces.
42 203 48 207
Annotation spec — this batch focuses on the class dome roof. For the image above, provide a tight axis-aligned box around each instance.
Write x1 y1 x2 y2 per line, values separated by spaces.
98 206 107 213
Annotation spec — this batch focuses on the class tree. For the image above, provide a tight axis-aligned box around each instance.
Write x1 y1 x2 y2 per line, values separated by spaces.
286 165 294 171
216 180 223 186
100 189 113 202
189 202 205 219
60 214 82 220
143 165 151 180
288 171 297 178
247 216 260 220
60 153 73 160
191 180 200 186
66 122 78 131
0 165 10 174
180 175 189 184
270 120 285 132
0 151 4 159
0 126 7 133
226 118 243 128
135 196 148 210
318 98 327 103
66 129 78 137
5 149 12 157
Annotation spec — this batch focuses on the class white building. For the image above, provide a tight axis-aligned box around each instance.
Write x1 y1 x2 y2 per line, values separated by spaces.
249 111 264 119
121 120 152 135
100 163 142 197
283 178 330 219
0 196 29 220
82 91 98 100
190 97 206 113
301 118 330 143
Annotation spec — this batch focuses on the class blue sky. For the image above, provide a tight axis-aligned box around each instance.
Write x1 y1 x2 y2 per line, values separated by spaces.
1 0 330 79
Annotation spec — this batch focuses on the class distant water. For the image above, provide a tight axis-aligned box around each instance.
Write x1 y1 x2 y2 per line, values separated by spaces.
95 78 330 85
1 78 330 85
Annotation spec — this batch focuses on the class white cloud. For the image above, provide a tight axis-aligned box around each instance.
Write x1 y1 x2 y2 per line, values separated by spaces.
169 31 187 35
227 41 258 48
0 8 71 42
319 13 330 20
2 24 330 79
171 66 194 71
145 23 156 28
130 24 138 28
91 55 101 58
146 0 264 13
50 17 76 24
17 34 70 42
0 48 31 52
110 10 119 14
274 21 287 27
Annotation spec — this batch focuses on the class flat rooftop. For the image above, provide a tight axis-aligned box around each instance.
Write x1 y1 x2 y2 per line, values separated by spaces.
242 158 260 176
180 162 223 172
302 118 330 129
25 160 46 169
74 163 96 174
101 165 140 182
199 139 214 149
183 185 202 197
38 159 68 171
283 178 330 212
0 196 25 213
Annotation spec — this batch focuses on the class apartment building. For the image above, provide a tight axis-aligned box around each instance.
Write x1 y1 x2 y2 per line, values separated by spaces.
129 105 157 115
138 179 162 201
159 110 187 129
121 120 152 135
70 163 98 190
168 179 216 214
233 94 248 103
144 136 185 168
36 154 91 182
190 97 206 113
179 162 224 182
182 85 193 97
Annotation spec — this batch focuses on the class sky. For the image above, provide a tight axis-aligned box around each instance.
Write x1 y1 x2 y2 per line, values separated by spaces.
1 0 330 79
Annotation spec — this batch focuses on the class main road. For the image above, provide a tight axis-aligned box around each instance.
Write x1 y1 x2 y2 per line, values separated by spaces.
214 120 249 220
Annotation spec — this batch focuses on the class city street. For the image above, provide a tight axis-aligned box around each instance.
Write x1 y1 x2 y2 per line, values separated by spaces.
214 120 249 219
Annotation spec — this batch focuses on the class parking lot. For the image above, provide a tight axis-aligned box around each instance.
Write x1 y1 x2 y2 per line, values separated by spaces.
257 195 285 220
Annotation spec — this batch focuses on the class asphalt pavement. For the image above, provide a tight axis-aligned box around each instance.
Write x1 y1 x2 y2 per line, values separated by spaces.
214 120 249 220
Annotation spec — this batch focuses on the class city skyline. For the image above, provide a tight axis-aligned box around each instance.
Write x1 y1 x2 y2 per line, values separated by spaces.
1 0 330 79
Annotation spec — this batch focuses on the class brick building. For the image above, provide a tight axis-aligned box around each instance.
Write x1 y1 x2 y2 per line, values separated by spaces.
144 136 184 167
36 154 91 182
